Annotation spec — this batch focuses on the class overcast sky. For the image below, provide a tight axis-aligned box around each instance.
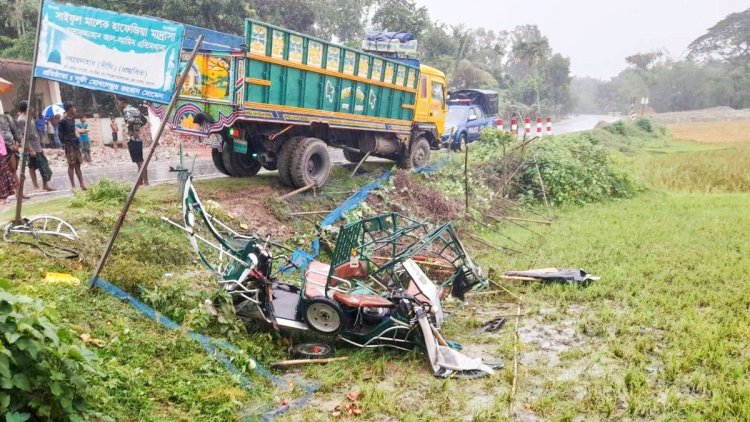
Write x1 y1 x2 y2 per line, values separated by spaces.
414 0 748 80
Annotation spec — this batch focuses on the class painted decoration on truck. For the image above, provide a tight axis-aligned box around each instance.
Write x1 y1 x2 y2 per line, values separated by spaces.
357 55 369 78
369 90 377 110
384 62 394 83
340 86 365 112
396 66 406 86
250 25 267 55
271 30 285 59
371 59 382 81
307 40 323 68
343 51 356 75
407 69 416 89
326 47 340 71
325 80 336 103
180 54 230 100
289 35 303 63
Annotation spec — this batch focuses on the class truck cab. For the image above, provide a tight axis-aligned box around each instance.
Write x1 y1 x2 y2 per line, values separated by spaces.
441 89 500 151
414 65 447 143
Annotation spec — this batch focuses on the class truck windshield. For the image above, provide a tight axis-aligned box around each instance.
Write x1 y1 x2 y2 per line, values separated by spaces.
446 106 467 123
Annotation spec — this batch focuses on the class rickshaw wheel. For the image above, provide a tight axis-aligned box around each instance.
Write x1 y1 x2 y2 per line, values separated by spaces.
303 297 345 335
292 342 334 359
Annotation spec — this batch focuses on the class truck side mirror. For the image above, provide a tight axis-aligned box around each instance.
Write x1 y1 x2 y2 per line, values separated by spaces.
468 114 477 122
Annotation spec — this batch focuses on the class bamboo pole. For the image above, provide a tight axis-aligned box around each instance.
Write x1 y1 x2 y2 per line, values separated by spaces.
13 0 45 224
270 356 348 367
350 151 371 177
89 35 205 288
280 183 314 200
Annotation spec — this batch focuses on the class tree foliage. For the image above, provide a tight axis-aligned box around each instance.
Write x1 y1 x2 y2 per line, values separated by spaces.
0 0 574 116
688 8 750 65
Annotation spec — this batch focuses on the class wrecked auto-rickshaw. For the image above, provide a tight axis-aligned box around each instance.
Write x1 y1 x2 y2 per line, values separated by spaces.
164 173 497 378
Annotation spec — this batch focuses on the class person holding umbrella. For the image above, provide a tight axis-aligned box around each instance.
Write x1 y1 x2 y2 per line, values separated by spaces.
58 103 86 190
17 101 55 192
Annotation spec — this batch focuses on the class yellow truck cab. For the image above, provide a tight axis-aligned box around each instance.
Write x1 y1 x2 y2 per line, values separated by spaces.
415 65 447 140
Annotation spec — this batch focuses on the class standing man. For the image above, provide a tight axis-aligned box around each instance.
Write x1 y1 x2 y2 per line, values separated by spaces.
34 112 47 148
76 115 91 163
18 101 55 192
58 103 86 190
117 98 149 186
109 117 121 151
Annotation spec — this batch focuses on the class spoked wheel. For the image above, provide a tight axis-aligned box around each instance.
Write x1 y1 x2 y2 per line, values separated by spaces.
291 342 334 359
303 297 345 335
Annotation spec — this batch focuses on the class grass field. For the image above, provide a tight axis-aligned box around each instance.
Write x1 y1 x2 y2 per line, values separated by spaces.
2 120 749 420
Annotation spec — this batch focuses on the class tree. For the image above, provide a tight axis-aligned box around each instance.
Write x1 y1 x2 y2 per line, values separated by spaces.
625 51 664 71
310 0 375 42
371 0 430 38
688 8 750 65
251 0 316 33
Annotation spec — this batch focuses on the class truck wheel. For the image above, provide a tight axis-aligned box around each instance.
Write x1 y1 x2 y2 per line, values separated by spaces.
454 133 467 152
401 136 430 169
232 152 262 177
278 136 304 187
222 141 261 177
212 148 230 176
343 148 366 163
291 137 331 188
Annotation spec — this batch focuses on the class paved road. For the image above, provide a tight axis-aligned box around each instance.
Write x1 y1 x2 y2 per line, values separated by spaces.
554 114 619 134
3 114 615 212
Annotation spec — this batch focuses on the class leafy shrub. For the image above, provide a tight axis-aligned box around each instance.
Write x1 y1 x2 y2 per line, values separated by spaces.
70 179 129 207
603 120 627 136
0 289 99 420
518 133 639 206
635 117 653 133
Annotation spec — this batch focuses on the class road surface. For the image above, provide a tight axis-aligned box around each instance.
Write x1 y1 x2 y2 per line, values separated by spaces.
2 114 618 213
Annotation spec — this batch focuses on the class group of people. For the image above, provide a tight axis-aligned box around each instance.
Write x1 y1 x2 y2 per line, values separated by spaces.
0 97 149 201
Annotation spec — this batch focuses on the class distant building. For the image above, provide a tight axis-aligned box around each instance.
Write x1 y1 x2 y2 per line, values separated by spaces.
0 58 62 114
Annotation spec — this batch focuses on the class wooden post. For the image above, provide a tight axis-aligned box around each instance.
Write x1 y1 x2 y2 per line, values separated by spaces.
89 35 205 289
464 142 469 213
350 151 371 177
13 0 45 225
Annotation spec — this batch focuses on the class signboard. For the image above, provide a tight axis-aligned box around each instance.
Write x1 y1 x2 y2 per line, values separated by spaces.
34 1 184 104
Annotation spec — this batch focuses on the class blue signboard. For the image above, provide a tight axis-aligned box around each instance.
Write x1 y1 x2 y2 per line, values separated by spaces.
34 1 184 104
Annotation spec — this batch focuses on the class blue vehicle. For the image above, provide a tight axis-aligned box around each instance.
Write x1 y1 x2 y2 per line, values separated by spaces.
441 89 500 150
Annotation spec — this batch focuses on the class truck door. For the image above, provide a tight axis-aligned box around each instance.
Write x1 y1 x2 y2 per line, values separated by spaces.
429 78 447 137
465 106 485 141
414 75 430 123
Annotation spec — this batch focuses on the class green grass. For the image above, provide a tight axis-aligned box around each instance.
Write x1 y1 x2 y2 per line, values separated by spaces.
4 124 750 420
477 190 750 420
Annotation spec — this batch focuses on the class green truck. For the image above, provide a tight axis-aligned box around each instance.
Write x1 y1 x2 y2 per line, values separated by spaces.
165 20 448 188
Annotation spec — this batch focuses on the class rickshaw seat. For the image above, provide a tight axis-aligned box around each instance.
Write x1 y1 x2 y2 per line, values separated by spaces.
304 260 330 298
332 291 395 308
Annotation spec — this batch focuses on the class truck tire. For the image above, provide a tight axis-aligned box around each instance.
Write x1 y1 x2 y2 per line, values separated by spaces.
454 133 467 152
343 148 366 163
212 148 230 176
278 136 304 187
291 137 331 188
399 136 430 169
222 141 262 177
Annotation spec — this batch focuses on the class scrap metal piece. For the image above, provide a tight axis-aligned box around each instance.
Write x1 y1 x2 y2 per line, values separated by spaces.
3 216 80 259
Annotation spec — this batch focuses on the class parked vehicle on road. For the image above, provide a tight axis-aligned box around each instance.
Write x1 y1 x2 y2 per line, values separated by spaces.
441 89 500 151
163 22 448 188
